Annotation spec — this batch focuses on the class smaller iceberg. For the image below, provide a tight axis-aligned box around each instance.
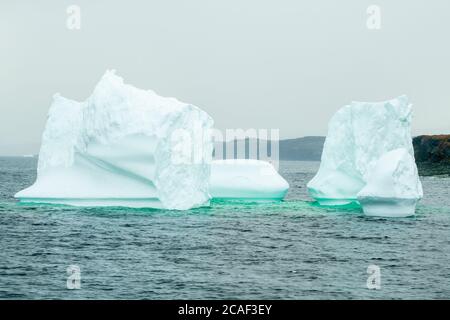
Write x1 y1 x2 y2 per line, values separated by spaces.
357 148 423 217
307 95 423 217
210 160 289 200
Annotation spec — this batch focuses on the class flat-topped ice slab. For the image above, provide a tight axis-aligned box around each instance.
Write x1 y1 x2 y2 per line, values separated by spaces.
210 160 289 200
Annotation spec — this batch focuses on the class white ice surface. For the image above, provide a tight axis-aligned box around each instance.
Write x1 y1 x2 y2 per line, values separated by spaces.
16 159 289 207
307 95 423 215
357 148 423 217
15 70 214 210
210 160 289 200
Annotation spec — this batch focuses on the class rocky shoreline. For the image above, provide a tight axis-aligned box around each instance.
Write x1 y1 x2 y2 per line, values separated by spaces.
413 135 450 176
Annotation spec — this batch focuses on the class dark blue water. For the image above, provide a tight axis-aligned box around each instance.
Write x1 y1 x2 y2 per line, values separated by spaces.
0 157 449 299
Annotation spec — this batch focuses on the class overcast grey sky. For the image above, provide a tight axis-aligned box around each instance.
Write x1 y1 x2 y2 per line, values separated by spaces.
1 0 449 155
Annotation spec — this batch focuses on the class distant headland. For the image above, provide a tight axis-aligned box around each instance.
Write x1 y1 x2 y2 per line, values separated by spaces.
413 135 450 176
220 135 449 176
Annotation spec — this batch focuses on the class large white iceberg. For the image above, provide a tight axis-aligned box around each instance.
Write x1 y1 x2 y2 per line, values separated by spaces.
15 71 290 209
307 95 423 216
210 160 289 200
15 70 214 210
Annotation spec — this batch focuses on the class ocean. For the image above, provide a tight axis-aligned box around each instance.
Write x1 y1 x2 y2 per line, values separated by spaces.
0 157 449 299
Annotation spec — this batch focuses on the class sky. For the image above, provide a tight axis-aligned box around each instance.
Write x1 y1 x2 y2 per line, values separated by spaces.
0 0 449 155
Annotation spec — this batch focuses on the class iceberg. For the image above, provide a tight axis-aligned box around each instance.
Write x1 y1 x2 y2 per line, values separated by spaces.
307 95 423 216
15 71 290 209
15 70 214 210
357 148 423 217
210 160 289 200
